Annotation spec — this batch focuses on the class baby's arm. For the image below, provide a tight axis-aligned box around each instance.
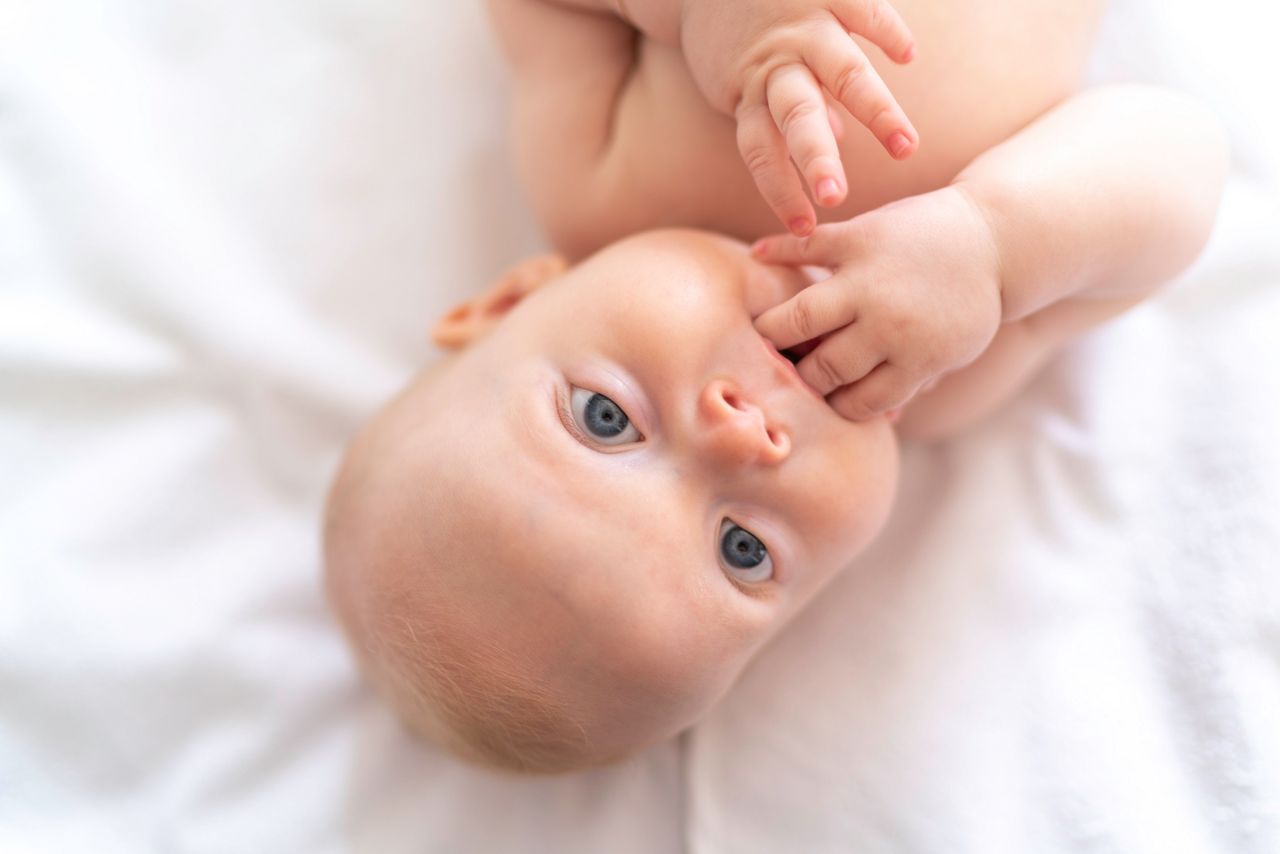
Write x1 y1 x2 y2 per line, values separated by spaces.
486 0 640 258
899 85 1229 439
755 84 1228 435
954 85 1228 324
492 0 918 237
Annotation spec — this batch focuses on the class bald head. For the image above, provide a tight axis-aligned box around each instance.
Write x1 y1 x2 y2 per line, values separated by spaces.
322 354 716 773
322 229 899 774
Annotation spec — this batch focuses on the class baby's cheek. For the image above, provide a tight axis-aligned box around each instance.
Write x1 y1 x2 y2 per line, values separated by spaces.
799 439 858 515
802 427 898 556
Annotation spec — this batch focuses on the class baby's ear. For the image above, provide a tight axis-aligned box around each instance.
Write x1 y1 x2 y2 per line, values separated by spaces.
431 253 568 349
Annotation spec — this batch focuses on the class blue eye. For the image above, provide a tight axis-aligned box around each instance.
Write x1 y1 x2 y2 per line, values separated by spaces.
718 519 774 583
570 387 643 445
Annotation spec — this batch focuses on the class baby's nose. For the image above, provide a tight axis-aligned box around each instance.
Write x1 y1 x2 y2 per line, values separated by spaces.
695 379 790 468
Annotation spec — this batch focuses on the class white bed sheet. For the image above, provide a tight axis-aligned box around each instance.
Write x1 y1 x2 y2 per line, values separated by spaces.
689 1 1280 851
1 1 1276 852
0 2 681 852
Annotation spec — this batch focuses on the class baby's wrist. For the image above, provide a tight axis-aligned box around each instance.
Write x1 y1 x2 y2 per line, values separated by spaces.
947 180 1008 321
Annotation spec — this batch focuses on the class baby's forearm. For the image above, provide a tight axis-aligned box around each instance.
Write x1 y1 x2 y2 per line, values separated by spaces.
953 85 1229 322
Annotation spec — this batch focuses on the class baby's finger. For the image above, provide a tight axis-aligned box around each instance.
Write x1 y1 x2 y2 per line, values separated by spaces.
828 104 845 141
751 222 859 268
831 0 917 64
803 26 917 160
827 362 918 421
766 64 846 207
795 330 883 396
753 276 857 351
736 101 817 235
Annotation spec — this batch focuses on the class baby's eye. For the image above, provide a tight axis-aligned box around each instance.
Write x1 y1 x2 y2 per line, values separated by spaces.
570 387 643 446
718 519 774 583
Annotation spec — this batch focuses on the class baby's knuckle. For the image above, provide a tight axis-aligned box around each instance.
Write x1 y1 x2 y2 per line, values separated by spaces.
779 99 822 138
790 297 817 339
838 393 877 421
864 1 883 35
832 57 868 105
881 305 916 339
867 105 894 132
808 350 846 390
740 143 777 178
864 384 898 414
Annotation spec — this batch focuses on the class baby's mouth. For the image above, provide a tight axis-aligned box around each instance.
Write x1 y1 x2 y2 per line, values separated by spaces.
759 333 823 399
781 336 823 364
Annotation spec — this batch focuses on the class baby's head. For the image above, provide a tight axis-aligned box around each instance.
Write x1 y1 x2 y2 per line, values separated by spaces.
324 229 899 774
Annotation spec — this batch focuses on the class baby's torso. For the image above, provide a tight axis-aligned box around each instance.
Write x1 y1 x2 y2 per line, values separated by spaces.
557 0 1107 252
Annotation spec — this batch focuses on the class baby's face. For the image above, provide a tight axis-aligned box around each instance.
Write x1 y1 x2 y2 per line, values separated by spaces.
355 230 899 762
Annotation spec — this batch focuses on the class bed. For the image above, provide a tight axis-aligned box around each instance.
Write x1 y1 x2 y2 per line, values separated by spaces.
2 0 1277 851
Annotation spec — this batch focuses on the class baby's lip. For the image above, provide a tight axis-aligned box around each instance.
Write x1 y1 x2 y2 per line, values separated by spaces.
784 336 824 361
760 333 822 399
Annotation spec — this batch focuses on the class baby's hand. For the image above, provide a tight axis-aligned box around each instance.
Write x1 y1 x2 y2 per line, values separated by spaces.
751 186 1003 420
680 0 918 235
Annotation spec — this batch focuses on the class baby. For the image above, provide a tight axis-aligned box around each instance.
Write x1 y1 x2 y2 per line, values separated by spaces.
324 0 1227 774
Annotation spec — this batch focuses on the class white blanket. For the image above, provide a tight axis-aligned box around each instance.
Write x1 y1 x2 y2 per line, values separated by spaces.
1 1 1276 852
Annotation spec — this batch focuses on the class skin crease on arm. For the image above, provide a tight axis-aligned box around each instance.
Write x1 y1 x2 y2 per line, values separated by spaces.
892 86 1228 440
955 85 1230 322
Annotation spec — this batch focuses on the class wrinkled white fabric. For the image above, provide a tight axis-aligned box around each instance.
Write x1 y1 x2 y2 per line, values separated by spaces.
0 3 681 852
1 0 1276 852
688 2 1280 852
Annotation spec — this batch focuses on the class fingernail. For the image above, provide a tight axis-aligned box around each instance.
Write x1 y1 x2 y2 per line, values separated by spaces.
902 43 917 63
750 239 769 256
788 217 813 236
888 132 912 158
816 178 841 205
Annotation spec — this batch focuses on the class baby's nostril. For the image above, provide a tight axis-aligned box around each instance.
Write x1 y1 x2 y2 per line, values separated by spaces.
765 426 790 458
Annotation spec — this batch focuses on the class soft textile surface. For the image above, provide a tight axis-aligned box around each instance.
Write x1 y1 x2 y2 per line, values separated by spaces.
689 2 1280 852
0 2 1275 853
0 3 681 852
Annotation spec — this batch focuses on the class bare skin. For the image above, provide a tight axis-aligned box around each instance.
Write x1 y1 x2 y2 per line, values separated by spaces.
323 0 1227 773
494 0 1106 251
328 232 901 768
489 0 1227 433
